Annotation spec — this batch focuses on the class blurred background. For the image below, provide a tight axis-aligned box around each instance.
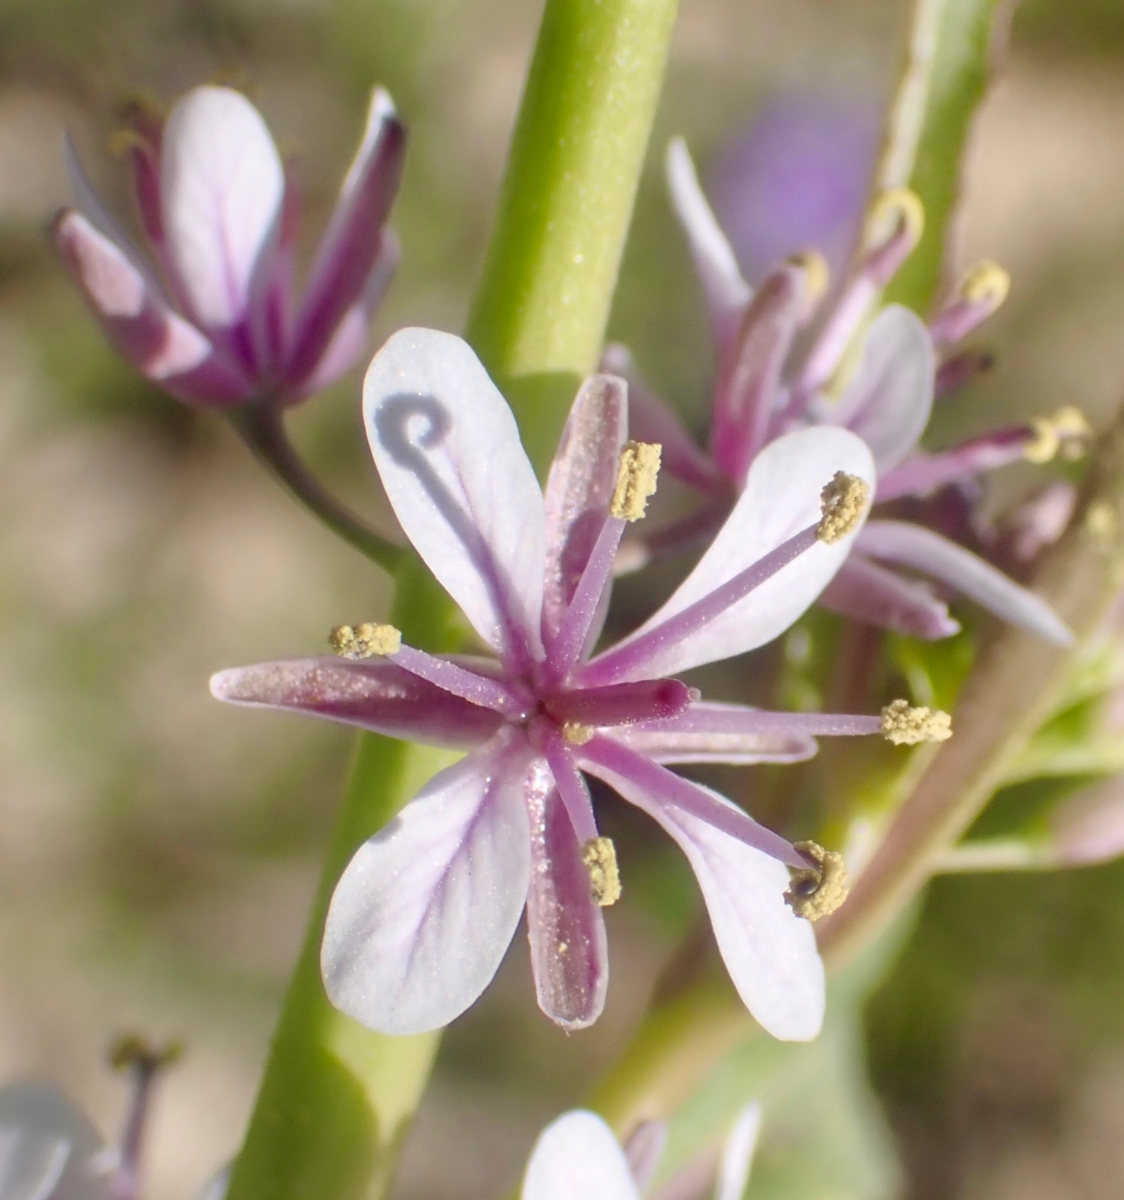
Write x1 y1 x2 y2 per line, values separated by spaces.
2 0 1124 1197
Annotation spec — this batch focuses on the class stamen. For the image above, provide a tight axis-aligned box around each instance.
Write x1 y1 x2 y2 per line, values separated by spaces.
108 1033 183 1200
582 836 621 906
880 699 952 745
787 250 830 317
1023 406 1091 464
329 622 402 658
865 187 925 259
563 722 594 745
784 840 849 921
817 472 870 543
960 259 1010 308
611 441 662 521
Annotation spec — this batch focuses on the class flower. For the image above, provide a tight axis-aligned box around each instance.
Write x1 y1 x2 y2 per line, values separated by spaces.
55 85 404 408
520 1104 760 1200
211 327 951 1041
604 139 1078 645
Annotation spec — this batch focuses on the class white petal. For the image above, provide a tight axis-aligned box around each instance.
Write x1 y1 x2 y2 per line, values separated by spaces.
161 87 284 329
824 306 934 472
649 791 824 1041
714 1104 762 1200
522 1111 640 1200
857 520 1073 644
364 329 547 663
0 1083 108 1200
666 139 752 337
321 736 533 1035
608 427 874 678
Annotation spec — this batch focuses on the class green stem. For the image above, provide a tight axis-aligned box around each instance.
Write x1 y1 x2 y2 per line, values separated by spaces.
229 404 404 573
224 0 680 1194
466 0 681 473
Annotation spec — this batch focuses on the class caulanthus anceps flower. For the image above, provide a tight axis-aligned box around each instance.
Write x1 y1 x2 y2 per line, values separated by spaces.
604 138 1080 646
212 328 951 1041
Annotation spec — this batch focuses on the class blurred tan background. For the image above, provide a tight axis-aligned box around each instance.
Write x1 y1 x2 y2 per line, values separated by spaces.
1 0 1124 1197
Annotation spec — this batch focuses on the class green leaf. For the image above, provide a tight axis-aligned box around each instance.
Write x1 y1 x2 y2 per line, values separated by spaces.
879 0 1020 315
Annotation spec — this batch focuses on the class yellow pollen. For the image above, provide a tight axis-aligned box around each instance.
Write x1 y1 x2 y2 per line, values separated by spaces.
582 836 621 906
817 472 870 543
880 699 952 745
611 441 662 521
1023 406 1092 464
784 841 849 922
787 250 830 315
329 622 402 659
866 187 925 252
562 722 595 745
960 259 1010 308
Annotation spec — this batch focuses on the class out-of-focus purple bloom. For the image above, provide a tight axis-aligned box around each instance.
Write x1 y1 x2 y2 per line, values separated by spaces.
520 1104 761 1200
55 85 404 408
604 138 1083 645
707 93 880 286
212 328 952 1041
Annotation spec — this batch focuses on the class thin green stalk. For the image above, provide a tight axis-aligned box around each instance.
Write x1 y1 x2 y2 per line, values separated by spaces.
225 0 681 1195
466 0 681 472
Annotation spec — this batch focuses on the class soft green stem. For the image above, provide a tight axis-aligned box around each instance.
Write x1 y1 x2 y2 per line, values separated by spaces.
225 1 680 1195
229 403 404 573
466 0 680 472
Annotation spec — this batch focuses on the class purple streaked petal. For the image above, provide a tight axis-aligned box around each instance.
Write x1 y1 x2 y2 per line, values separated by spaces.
363 329 547 667
65 134 153 279
580 742 824 1041
284 88 405 389
623 1122 667 1192
522 1111 640 1200
715 1104 762 1200
542 373 627 648
710 263 805 485
602 344 725 492
0 1082 109 1200
856 519 1073 643
209 656 505 748
666 138 752 351
820 305 934 472
321 734 533 1035
160 86 284 332
579 737 803 867
875 427 1030 502
524 760 608 1029
819 554 961 639
55 211 252 407
588 427 874 681
283 230 400 401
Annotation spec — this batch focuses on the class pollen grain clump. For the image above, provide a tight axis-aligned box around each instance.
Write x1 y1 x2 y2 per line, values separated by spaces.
582 836 622 906
817 472 869 543
880 698 952 745
785 840 849 922
611 441 662 521
1024 406 1091 464
329 622 402 659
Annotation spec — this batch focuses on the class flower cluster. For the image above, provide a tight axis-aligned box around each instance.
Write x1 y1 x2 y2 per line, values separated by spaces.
56 85 404 409
213 328 950 1040
604 139 1078 645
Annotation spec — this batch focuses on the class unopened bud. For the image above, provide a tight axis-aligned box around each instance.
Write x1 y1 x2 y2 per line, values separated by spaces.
611 441 661 521
785 840 849 921
880 699 952 745
1024 406 1091 464
817 472 869 543
582 836 621 906
329 622 402 659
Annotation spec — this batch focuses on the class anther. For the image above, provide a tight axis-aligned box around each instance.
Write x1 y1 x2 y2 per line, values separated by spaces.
787 250 830 316
1024 406 1092 464
960 259 1010 309
611 441 662 521
329 622 402 659
865 187 925 253
784 840 849 921
880 698 952 745
563 722 595 745
109 1033 183 1073
817 472 870 543
582 836 622 906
